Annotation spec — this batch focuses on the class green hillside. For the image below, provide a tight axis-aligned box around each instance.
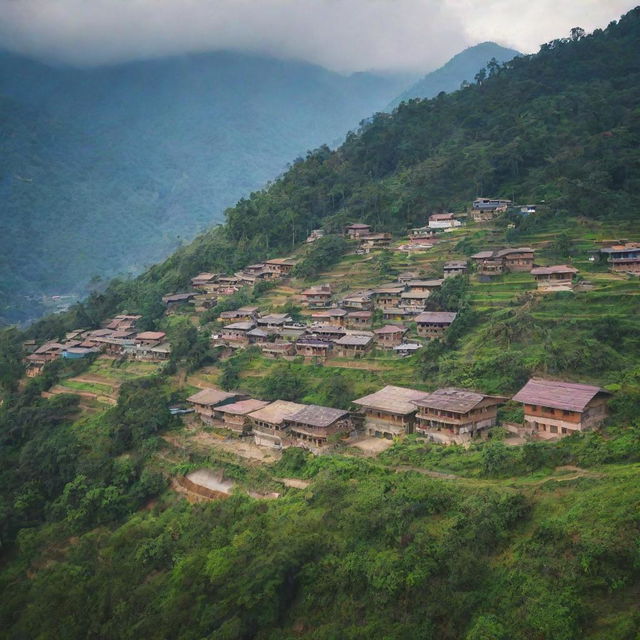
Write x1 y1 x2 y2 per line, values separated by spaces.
1 8 640 640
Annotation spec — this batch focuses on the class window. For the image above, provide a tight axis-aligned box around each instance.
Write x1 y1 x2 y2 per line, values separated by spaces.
550 425 558 433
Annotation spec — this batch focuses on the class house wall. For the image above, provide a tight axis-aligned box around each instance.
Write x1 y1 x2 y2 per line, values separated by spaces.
416 323 449 338
362 409 414 437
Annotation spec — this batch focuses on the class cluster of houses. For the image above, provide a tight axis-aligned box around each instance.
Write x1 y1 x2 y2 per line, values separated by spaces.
187 377 611 451
23 314 172 377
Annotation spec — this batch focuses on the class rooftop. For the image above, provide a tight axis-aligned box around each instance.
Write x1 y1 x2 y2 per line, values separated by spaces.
334 334 373 346
223 322 255 331
413 388 503 413
288 404 349 427
374 324 406 334
136 331 166 341
187 388 240 406
512 378 610 412
415 312 457 324
354 385 430 415
248 400 308 425
218 399 270 416
530 265 578 275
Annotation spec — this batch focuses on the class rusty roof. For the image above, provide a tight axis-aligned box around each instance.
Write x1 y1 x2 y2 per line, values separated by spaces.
288 404 349 427
248 400 308 425
415 312 457 324
354 385 430 415
413 388 503 413
136 331 166 341
512 378 610 412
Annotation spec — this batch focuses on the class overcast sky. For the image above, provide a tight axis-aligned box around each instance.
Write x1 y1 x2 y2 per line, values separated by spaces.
0 0 635 73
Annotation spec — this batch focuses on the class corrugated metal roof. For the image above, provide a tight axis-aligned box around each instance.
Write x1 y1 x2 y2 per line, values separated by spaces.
512 378 609 412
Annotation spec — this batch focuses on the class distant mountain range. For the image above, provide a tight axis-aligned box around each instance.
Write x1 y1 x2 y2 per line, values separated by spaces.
0 43 517 325
388 42 520 108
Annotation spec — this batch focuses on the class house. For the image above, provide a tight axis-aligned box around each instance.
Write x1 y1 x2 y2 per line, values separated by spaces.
217 398 270 434
295 337 332 360
471 198 511 221
428 213 462 230
415 312 457 339
246 328 272 344
382 307 415 322
249 400 307 448
187 389 250 425
406 279 444 293
393 343 422 357
400 290 431 309
259 341 296 359
264 258 297 278
135 331 166 347
600 243 640 273
278 323 308 339
333 334 373 358
104 314 142 332
471 248 534 277
443 261 468 279
141 342 172 362
311 308 347 326
373 325 407 348
512 378 610 438
345 223 372 238
220 321 256 344
306 229 325 243
256 313 293 329
285 405 352 448
219 306 259 323
299 285 332 308
530 265 578 291
370 286 405 308
397 271 419 283
340 292 372 311
62 346 98 360
471 250 505 277
412 388 505 442
25 342 65 376
359 233 392 252
353 385 430 438
191 273 218 290
308 324 346 341
346 311 372 329
162 292 196 308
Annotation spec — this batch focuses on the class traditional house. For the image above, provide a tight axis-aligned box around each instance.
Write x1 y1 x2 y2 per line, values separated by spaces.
470 198 511 222
219 306 259 323
400 290 431 310
256 313 293 329
104 314 142 332
333 334 373 358
406 279 444 293
443 260 468 279
135 331 166 347
428 213 462 230
471 250 504 277
397 271 420 283
264 258 297 278
471 248 535 277
340 292 373 311
311 308 347 326
191 273 219 291
246 328 271 344
162 292 196 309
370 286 405 308
512 378 610 438
220 321 256 344
25 342 64 376
278 323 308 339
299 285 332 308
259 341 296 359
187 389 249 425
217 399 270 434
308 324 346 341
412 388 504 442
382 307 415 322
600 243 640 273
286 405 352 448
359 233 392 252
353 385 430 438
415 312 457 339
530 265 578 291
249 400 307 448
345 223 372 238
393 343 422 357
306 229 324 243
373 325 407 348
346 310 373 329
295 337 333 360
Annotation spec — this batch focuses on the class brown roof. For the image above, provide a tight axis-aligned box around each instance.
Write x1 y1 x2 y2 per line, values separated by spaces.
223 321 255 331
407 279 444 287
354 385 430 415
495 247 534 257
530 264 578 275
429 213 455 220
312 309 347 317
265 258 297 266
347 311 372 318
415 312 457 324
187 389 240 406
288 404 349 428
34 341 65 354
512 378 610 412
413 388 503 413
218 399 270 416
346 223 371 229
374 324 406 335
444 260 468 269
248 400 308 425
471 250 495 260
334 334 372 346
136 331 166 341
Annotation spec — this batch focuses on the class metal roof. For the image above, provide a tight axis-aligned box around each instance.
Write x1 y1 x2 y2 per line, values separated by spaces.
334 334 372 346
413 388 503 413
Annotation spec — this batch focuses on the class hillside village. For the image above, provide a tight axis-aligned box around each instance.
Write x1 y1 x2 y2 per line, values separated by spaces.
21 197 640 462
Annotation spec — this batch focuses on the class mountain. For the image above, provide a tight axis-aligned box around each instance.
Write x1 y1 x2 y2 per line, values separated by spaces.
388 41 520 108
0 51 412 325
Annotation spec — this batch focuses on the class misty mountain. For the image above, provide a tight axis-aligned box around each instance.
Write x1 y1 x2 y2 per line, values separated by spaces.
388 41 520 108
0 51 412 324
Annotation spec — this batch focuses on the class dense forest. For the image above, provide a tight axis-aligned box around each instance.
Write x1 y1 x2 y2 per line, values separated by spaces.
1 8 640 640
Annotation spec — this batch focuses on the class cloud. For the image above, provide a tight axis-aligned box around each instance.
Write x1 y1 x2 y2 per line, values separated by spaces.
0 0 635 72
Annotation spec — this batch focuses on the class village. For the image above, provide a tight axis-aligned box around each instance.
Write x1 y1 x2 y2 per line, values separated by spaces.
21 197 640 458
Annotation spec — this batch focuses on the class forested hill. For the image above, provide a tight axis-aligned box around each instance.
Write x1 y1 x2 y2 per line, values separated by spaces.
387 41 520 108
0 51 411 326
